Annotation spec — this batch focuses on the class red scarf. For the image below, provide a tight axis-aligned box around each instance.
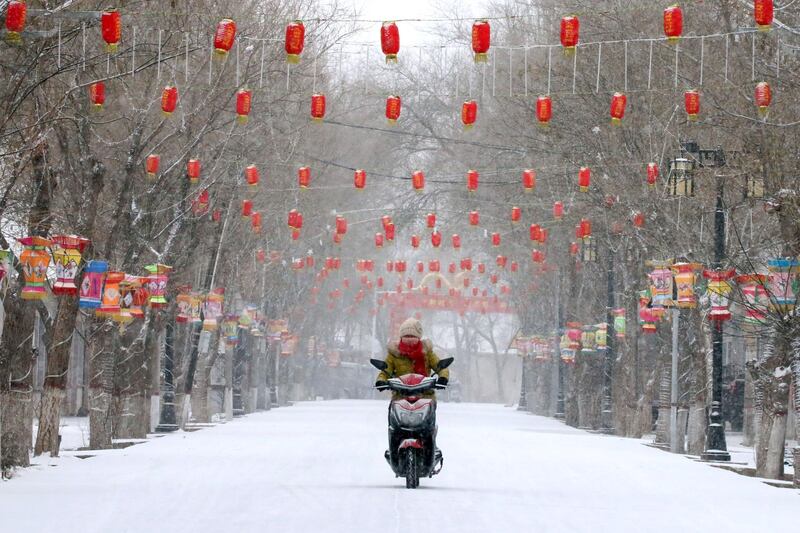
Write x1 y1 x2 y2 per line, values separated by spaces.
398 338 427 375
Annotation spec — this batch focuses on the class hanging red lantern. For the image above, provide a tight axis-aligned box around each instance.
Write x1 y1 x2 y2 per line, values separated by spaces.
298 166 311 189
101 10 122 53
411 235 420 248
412 170 424 191
212 209 222 223
385 222 395 241
452 234 462 249
522 169 536 192
511 261 519 273
553 201 564 220
386 261 394 273
532 249 545 264
245 165 259 187
429 260 440 273
381 215 393 233
663 5 683 43
560 16 580 55
491 232 501 246
5 1 27 44
295 213 304 230
251 212 262 232
145 154 160 180
187 159 201 184
755 81 772 114
539 229 548 245
427 213 436 228
570 242 579 256
381 21 400 63
161 86 178 115
496 255 508 269
536 95 552 125
448 263 457 275
610 92 627 125
89 82 106 110
336 216 347 235
647 162 659 188
684 89 700 120
242 199 253 218
256 249 267 263
754 0 774 31
462 258 473 271
578 166 591 192
192 189 210 215
490 274 498 285
306 256 315 269
431 230 442 248
478 263 486 274
236 89 252 124
633 212 645 228
354 169 366 190
469 211 480 226
529 224 541 242
417 261 424 273
375 233 384 248
466 169 479 192
291 228 300 241
285 20 305 63
311 93 326 122
462 100 478 130
287 208 299 228
463 277 471 288
580 218 592 240
214 18 237 56
386 95 402 123
472 20 491 63
511 206 521 223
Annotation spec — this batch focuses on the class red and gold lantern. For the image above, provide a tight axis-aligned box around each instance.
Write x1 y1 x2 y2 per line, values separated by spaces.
212 209 222 223
385 222 395 241
523 169 536 192
632 211 645 228
553 201 564 220
381 21 400 63
412 170 424 191
89 82 106 109
51 235 90 296
5 1 27 44
491 232 501 247
610 92 627 125
511 206 521 223
496 255 508 269
375 233 384 248
145 154 160 180
684 90 700 120
754 0 774 31
386 95 402 123
354 169 366 190
429 260 440 273
755 81 771 115
536 95 552 125
578 166 591 192
539 229 548 245
466 169 479 192
452 234 462 249
251 212 262 233
647 162 659 188
471 20 491 63
411 235 420 249
242 199 253 218
187 159 201 184
336 216 347 235
529 224 541 242
427 213 436 228
580 218 592 240
236 89 252 124
469 211 480 226
663 5 683 43
431 230 442 248
298 166 311 189
161 86 178 115
245 165 259 187
101 10 122 53
532 249 544 264
214 18 237 56
462 100 478 129
285 20 305 63
311 93 326 122
560 16 580 54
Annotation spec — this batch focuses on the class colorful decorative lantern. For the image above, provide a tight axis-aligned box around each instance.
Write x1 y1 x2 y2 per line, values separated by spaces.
97 271 125 317
491 232 501 247
768 259 799 312
754 0 774 31
431 231 442 248
101 10 122 53
638 292 658 334
144 264 172 308
298 166 311 189
649 261 674 308
353 169 367 190
755 82 771 115
375 233 384 248
311 94 326 122
672 262 701 308
187 159 200 184
578 167 591 192
663 5 683 43
704 269 735 321
511 206 521 223
613 309 626 338
285 20 305 63
411 235 420 248
684 90 700 120
427 213 436 228
536 95 552 125
245 165 259 187
117 276 141 324
462 100 477 129
5 1 27 44
472 20 490 63
202 288 224 329
560 16 579 54
412 170 424 191
736 274 770 324
381 21 400 63
214 18 237 55
79 261 108 309
553 201 564 220
17 237 51 300
161 86 178 115
89 82 106 110
51 235 90 296
610 92 627 125
647 162 659 188
469 211 480 226
236 89 252 124
386 95 402 123
146 154 160 180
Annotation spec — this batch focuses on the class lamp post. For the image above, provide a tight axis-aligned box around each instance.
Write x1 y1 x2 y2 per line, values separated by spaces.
600 236 616 434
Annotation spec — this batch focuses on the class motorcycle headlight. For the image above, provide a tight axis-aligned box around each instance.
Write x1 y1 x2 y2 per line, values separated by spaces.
393 403 431 428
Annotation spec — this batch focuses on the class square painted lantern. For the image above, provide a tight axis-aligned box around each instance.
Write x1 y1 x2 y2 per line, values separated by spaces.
50 235 90 296
18 236 52 300
79 261 109 309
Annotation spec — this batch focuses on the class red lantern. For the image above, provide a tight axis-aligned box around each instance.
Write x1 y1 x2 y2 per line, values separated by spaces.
468 211 481 227
214 18 237 55
89 82 106 109
511 206 521 223
381 21 400 63
101 10 122 53
429 260 440 273
257 249 266 263
213 209 222 223
580 218 592 240
472 20 491 63
610 92 627 125
417 261 424 273
306 256 315 269
490 274 498 285
291 227 300 241
431 231 442 248
5 1 27 43
529 224 541 242
452 234 462 249
385 223 395 241
288 209 299 228
311 93 326 122
285 21 305 63
478 263 486 274
161 86 178 115
570 242 579 256
491 232 501 247
511 261 519 273
633 212 645 228
412 170 424 191
462 258 473 271
245 165 259 187
448 263 457 275
578 167 591 192
539 229 548 245
427 213 436 228
532 249 544 264
386 261 394 273
647 162 659 188
560 16 580 54
684 90 700 120
553 201 564 220
411 235 420 248
466 169 479 192
664 5 683 43
522 169 536 192
193 189 210 215
187 159 201 184
251 212 262 232
755 82 772 114
386 95 402 123
755 0 774 31
462 100 478 129
375 233 384 248
145 154 160 180
536 95 552 125
336 216 347 235
354 169 367 190
242 199 253 218
496 255 508 269
298 166 311 189
236 89 252 124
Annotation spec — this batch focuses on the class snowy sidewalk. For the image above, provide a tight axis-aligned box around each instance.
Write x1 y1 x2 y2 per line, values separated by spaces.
1 401 797 533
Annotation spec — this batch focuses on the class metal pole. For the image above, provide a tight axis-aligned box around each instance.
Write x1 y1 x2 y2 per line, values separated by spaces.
156 321 178 432
601 246 615 433
554 273 565 419
670 307 680 453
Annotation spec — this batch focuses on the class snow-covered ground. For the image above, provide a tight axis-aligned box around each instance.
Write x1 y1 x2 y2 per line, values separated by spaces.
3 401 798 533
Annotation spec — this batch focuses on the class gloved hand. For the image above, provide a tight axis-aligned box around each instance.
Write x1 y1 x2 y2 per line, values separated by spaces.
375 380 389 391
436 376 449 389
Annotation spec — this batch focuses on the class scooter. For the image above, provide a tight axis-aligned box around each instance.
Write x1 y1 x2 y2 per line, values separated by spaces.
370 357 454 489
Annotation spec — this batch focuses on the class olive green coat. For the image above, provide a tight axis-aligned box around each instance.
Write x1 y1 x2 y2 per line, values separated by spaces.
376 339 450 398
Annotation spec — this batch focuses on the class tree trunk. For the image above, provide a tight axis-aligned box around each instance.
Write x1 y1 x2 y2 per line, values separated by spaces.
741 335 758 446
89 328 117 450
655 360 671 446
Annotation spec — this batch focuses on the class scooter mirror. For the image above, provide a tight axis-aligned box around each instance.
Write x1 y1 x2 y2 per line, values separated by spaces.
370 358 389 371
436 357 454 371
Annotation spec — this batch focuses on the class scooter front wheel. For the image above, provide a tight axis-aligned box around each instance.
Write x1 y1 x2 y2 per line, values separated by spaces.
404 449 419 489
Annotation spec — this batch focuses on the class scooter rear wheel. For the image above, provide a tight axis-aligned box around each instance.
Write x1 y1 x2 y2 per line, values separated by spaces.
405 449 419 489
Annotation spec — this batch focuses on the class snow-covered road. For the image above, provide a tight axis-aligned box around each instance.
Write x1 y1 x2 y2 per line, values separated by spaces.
2 401 797 533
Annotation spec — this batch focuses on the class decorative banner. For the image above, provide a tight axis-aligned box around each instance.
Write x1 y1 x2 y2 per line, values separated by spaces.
17 237 52 300
703 269 736 321
736 274 769 325
79 260 108 309
50 235 90 296
767 259 799 312
613 308 626 338
671 262 702 309
143 264 173 308
96 271 125 318
648 261 674 308
202 288 225 331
